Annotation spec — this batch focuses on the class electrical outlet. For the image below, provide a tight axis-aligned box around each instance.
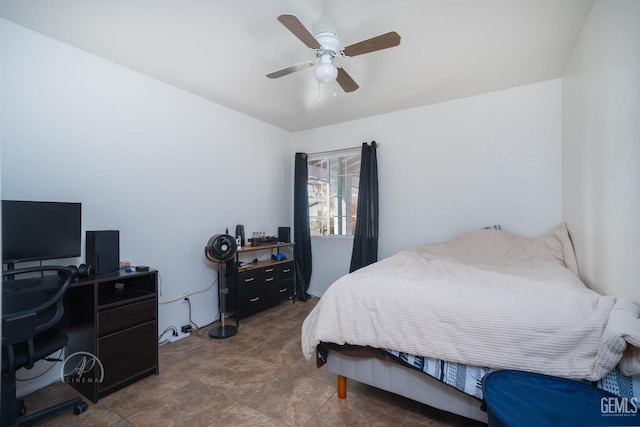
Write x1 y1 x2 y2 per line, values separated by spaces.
181 290 189 303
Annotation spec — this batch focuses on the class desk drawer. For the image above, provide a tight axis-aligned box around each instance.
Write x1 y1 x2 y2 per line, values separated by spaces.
98 320 157 391
98 299 155 336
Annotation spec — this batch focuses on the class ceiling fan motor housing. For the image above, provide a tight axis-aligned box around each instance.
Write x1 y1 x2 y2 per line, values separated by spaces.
314 31 342 57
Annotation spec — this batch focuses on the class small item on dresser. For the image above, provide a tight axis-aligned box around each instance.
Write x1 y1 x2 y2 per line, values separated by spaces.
135 265 149 272
250 232 265 246
235 224 245 247
278 227 291 243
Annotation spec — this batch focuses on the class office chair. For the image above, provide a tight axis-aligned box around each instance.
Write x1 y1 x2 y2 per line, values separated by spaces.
2 266 87 426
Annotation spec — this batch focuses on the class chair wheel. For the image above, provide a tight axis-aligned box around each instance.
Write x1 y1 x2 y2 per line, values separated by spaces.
16 399 27 417
73 401 88 415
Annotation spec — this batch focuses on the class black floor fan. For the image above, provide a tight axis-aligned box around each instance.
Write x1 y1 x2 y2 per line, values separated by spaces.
205 234 238 339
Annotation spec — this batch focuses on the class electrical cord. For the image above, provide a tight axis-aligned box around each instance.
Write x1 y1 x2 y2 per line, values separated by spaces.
158 276 217 305
16 348 63 382
185 297 200 335
157 268 229 338
158 326 178 346
158 325 178 339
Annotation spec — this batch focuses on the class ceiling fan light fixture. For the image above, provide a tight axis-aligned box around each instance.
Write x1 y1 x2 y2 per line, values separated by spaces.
315 62 337 83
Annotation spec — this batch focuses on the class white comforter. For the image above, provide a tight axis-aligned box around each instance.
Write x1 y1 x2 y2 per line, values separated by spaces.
301 223 640 381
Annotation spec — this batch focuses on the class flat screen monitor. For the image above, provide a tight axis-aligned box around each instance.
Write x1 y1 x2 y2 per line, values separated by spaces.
2 200 81 265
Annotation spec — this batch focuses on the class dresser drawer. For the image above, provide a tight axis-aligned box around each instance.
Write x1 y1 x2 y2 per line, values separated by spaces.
277 262 294 280
270 278 293 302
98 299 156 336
238 285 269 315
262 266 277 286
262 265 276 277
238 269 261 286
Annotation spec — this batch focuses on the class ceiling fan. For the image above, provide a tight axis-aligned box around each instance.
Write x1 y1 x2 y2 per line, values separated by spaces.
266 14 401 93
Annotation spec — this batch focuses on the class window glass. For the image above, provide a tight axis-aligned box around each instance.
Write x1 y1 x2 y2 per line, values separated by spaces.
308 150 360 236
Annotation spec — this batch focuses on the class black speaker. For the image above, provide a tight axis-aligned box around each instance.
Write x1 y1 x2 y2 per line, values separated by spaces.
235 225 245 247
278 227 291 243
86 230 120 275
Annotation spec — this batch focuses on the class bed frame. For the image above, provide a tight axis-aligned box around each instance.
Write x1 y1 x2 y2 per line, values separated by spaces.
327 351 488 423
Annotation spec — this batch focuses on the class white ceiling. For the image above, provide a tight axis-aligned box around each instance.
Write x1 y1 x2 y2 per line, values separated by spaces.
0 0 595 132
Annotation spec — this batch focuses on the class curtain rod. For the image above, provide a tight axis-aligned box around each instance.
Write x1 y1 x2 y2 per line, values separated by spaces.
305 142 379 157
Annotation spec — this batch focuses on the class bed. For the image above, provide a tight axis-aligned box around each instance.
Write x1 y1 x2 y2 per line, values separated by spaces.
301 223 640 422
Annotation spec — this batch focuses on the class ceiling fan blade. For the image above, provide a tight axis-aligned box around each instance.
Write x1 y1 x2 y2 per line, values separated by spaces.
277 14 322 49
267 61 315 79
343 31 401 57
336 67 359 92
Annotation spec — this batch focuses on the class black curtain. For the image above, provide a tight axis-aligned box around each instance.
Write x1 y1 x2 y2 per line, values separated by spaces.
349 142 379 273
294 153 312 301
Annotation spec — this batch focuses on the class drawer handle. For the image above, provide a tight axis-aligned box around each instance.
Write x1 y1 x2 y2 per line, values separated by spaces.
265 268 274 272
244 277 255 282
279 288 287 293
265 277 274 282
282 269 291 273
250 296 260 302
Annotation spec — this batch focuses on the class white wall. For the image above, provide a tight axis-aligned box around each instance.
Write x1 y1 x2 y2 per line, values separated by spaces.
293 79 563 296
0 18 292 380
562 0 640 305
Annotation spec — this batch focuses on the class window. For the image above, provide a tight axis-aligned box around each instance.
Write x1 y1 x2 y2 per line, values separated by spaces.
307 150 361 236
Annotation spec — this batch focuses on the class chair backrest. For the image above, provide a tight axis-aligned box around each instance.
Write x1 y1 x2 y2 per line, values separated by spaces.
2 266 73 372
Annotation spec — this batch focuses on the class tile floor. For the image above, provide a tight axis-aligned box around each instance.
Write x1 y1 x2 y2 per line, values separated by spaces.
22 297 486 426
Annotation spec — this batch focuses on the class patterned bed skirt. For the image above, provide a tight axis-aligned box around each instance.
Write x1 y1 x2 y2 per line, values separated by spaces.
383 350 639 401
